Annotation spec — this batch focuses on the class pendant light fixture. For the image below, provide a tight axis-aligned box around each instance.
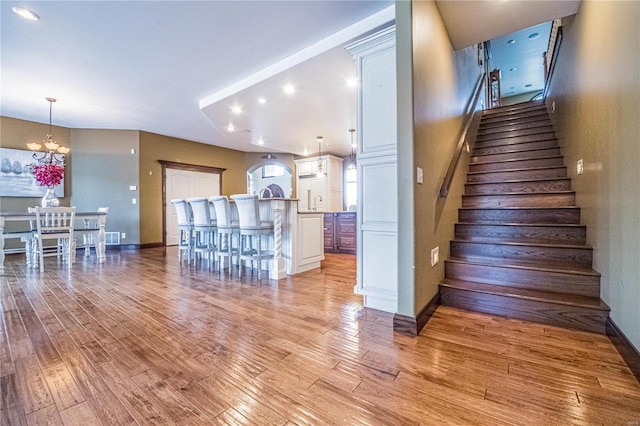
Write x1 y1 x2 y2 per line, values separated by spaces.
27 97 70 167
316 136 324 178
347 129 356 170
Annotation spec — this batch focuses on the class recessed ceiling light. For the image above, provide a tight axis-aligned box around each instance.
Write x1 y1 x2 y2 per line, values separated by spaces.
257 138 265 145
226 123 235 132
528 32 540 40
283 84 295 95
12 6 39 21
258 97 266 104
303 148 308 156
509 67 517 72
525 83 533 88
507 39 516 44
230 105 242 114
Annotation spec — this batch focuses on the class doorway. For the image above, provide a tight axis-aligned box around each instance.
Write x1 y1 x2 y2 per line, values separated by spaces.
160 161 224 246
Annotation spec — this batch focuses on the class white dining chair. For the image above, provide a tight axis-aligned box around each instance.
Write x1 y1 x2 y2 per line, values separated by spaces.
170 199 194 264
186 197 217 268
30 206 76 272
230 194 274 280
209 196 239 275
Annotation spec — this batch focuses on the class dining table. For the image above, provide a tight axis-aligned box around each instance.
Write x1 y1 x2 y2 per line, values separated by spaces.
0 210 108 274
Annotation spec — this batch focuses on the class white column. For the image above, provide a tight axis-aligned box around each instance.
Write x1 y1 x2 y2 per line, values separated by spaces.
270 199 286 280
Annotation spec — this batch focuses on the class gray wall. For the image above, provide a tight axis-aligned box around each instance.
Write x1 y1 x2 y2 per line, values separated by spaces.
71 129 140 245
545 1 640 349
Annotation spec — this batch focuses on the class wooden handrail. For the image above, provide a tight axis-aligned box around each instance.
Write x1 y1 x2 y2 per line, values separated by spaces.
439 71 486 198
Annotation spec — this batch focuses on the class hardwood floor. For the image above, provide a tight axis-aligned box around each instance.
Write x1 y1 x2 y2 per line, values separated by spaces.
1 249 638 425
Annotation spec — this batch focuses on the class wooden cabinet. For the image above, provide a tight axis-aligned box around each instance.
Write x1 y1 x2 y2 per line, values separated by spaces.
295 155 343 212
324 212 356 255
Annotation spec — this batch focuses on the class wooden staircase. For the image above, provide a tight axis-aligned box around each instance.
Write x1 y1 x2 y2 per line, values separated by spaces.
439 101 610 334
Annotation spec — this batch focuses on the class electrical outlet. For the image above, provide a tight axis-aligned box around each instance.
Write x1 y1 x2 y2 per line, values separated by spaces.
430 246 439 267
552 101 556 113
121 232 126 239
129 185 137 191
577 159 584 175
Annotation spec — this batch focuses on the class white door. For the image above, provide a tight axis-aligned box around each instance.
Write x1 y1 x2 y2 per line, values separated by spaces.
165 168 220 245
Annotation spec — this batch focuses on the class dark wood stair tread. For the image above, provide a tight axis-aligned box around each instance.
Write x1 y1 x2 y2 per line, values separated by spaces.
446 256 600 276
465 177 571 185
472 146 559 159
470 155 563 166
467 166 566 176
457 221 585 228
452 237 591 249
440 278 610 311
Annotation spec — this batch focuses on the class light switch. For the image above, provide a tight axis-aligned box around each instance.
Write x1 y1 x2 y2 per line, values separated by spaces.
132 198 137 204
577 159 584 175
129 185 137 191
417 167 424 184
130 148 136 155
431 246 439 267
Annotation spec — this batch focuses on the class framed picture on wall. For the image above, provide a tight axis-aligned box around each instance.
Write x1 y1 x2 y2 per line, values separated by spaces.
0 147 65 197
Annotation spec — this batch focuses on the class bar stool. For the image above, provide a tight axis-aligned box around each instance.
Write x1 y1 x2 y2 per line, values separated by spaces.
209 196 239 275
170 199 193 264
186 197 217 268
230 194 274 280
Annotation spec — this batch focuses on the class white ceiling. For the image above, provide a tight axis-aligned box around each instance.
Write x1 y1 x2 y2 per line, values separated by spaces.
1 1 580 158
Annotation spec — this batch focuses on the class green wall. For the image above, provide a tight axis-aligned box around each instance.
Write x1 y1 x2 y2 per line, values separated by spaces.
70 129 140 245
545 1 640 350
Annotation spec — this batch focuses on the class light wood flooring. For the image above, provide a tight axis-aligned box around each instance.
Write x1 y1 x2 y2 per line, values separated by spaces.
1 249 639 425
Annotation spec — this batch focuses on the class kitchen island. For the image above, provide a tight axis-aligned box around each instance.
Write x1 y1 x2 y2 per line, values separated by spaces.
238 198 324 280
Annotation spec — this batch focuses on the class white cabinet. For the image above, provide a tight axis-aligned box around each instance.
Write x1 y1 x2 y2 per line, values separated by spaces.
346 26 398 314
295 155 343 212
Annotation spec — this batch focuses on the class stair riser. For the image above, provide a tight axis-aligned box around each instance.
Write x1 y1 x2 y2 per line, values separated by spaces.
450 241 593 268
469 157 564 173
465 179 571 195
455 224 587 245
477 120 552 136
474 132 557 149
462 193 575 208
480 111 550 127
440 286 607 334
482 104 546 119
472 147 561 164
476 126 555 143
467 167 568 183
458 208 581 224
445 261 599 297
473 140 559 156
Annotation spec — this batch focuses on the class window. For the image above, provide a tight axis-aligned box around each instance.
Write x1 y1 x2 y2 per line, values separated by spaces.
345 167 357 211
262 164 285 178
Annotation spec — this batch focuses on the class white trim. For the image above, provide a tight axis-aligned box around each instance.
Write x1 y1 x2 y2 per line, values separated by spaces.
199 6 395 109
